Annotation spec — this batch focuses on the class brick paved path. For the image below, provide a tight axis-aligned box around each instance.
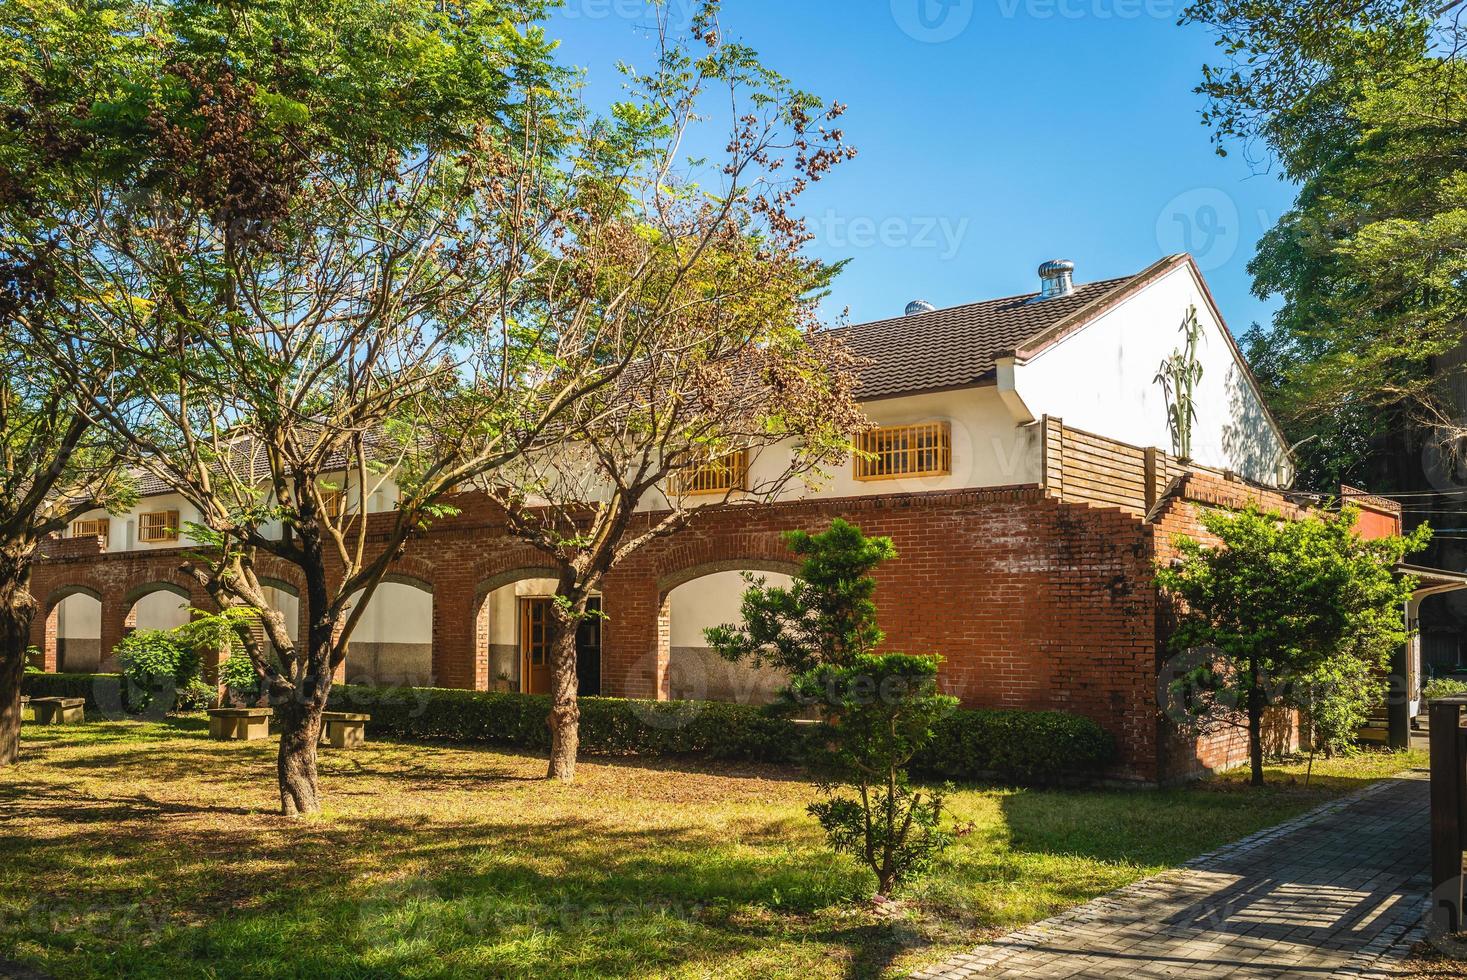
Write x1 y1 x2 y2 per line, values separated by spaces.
912 772 1431 979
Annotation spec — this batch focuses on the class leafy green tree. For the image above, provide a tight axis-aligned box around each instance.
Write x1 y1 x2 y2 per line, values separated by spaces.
0 0 147 766
706 519 895 677
714 521 958 895
17 0 588 814
1156 505 1427 785
1183 0 1467 485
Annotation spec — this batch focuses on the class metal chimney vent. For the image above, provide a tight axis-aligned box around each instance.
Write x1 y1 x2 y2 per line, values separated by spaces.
1036 259 1075 300
905 299 937 316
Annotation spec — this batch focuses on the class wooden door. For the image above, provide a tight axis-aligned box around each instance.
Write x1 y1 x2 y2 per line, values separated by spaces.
520 597 553 695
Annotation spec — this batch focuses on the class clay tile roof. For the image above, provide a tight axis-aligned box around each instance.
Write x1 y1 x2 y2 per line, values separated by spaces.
833 257 1185 401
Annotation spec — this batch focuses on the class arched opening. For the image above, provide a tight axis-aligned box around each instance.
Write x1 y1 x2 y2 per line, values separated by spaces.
258 580 301 645
342 578 434 687
473 570 601 697
660 564 798 705
122 583 194 634
43 588 103 673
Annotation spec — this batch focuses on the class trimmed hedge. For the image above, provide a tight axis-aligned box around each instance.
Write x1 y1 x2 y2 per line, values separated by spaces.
17 674 1116 781
22 672 123 712
914 708 1116 782
326 685 801 763
326 684 1115 781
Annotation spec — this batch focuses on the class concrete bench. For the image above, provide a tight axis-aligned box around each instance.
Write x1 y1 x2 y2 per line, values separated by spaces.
320 711 370 749
19 695 32 723
207 707 272 742
29 697 84 725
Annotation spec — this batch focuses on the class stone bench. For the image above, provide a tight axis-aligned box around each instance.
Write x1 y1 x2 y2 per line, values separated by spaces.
207 707 273 742
29 697 84 725
320 711 370 749
19 695 31 723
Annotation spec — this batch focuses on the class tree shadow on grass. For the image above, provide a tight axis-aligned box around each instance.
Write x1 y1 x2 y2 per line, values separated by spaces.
0 791 911 980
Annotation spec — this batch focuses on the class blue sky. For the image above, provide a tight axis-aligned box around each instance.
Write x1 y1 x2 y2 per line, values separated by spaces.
545 0 1297 336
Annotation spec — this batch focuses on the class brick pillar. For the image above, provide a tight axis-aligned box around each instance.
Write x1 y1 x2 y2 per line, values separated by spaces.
99 591 131 673
431 590 481 690
30 607 58 672
600 572 665 701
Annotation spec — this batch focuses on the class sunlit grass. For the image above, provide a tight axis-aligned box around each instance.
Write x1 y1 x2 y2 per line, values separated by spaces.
0 720 1426 978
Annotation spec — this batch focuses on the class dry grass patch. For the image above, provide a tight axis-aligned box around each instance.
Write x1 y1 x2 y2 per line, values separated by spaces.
0 719 1425 979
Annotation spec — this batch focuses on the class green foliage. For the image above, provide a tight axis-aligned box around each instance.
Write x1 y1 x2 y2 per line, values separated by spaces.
1156 505 1427 783
1182 0 1467 484
325 686 805 762
20 673 120 710
321 682 1107 783
706 518 897 677
794 654 960 895
1424 677 1467 701
1155 306 1206 461
915 708 1115 782
1298 655 1380 756
114 630 201 714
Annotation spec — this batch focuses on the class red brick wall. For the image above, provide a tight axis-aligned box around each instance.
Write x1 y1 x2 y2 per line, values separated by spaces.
26 473 1322 784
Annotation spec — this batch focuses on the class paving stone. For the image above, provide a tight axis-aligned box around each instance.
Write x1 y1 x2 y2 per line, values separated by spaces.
912 773 1432 979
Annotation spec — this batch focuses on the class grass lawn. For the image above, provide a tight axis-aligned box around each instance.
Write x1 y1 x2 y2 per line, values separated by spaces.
0 719 1426 979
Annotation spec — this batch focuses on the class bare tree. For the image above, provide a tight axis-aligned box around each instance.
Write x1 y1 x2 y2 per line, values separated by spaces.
476 4 864 782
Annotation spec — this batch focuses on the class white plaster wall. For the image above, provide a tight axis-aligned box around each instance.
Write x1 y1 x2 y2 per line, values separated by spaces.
262 587 300 642
345 581 433 644
70 475 402 554
1012 262 1289 485
55 593 101 639
131 591 191 630
667 570 794 704
646 387 1042 510
668 571 794 643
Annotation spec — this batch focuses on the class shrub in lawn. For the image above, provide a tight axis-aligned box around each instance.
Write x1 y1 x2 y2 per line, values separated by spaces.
794 653 960 896
115 630 202 714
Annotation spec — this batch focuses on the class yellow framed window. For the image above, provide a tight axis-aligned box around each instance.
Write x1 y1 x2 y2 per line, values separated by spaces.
853 422 952 481
138 510 180 543
320 488 345 519
72 518 109 549
672 449 750 496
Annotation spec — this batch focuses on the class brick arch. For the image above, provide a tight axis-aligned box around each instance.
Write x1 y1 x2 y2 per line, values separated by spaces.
122 580 194 608
40 582 105 612
379 571 434 594
474 565 562 601
651 558 801 705
31 582 107 673
380 555 437 592
657 558 800 595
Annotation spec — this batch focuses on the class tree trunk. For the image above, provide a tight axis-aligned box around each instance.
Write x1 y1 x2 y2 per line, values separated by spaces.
277 693 324 816
0 544 37 767
1247 660 1265 787
546 597 584 782
276 563 334 816
0 606 29 768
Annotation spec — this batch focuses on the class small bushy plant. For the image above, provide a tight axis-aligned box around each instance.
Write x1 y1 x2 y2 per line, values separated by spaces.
795 654 959 895
1425 676 1467 701
114 629 200 714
